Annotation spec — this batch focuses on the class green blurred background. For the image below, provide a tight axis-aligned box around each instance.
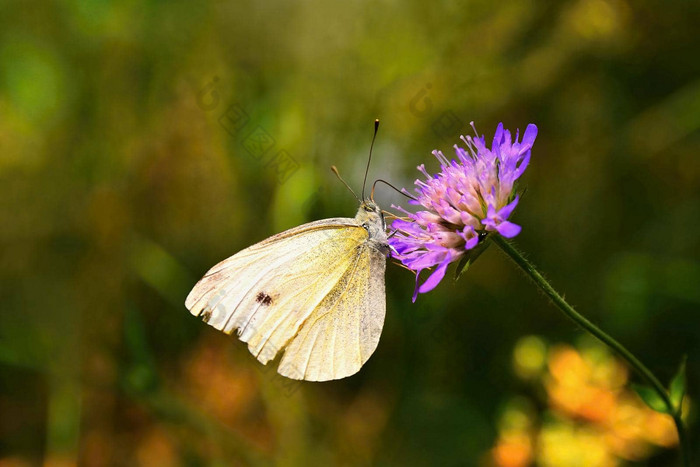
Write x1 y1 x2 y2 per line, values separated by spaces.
1 0 699 465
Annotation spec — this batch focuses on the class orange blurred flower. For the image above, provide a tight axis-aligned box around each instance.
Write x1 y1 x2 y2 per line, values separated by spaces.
491 430 533 467
490 337 684 467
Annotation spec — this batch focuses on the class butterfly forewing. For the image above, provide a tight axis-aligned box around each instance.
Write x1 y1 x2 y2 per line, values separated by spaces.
185 218 357 325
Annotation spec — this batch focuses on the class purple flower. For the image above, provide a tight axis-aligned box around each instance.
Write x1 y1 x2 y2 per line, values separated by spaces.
389 122 538 301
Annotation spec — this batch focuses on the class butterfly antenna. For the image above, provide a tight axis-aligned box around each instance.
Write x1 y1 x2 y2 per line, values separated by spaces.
331 166 360 202
372 179 418 201
362 119 380 200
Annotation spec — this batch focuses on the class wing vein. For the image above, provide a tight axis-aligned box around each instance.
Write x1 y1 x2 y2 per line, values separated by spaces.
303 326 324 380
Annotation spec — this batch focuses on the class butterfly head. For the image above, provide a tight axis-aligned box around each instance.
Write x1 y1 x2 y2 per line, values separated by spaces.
357 199 387 239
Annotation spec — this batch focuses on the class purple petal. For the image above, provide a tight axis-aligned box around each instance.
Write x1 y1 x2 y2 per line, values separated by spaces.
472 134 488 155
454 146 469 163
496 221 521 238
512 151 530 180
466 236 479 250
389 242 417 256
492 122 504 150
404 250 447 270
460 226 479 250
502 129 512 148
418 254 451 294
460 210 478 227
391 218 413 230
521 124 538 149
412 270 422 303
497 196 520 220
486 203 497 219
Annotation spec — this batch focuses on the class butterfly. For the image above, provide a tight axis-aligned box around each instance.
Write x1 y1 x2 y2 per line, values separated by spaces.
185 121 390 381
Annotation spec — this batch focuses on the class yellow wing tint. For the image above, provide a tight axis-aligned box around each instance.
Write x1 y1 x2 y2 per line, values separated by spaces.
278 243 386 381
185 218 386 381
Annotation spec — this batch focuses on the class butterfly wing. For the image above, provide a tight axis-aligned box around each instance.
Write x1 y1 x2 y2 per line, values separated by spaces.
185 218 386 381
277 242 385 381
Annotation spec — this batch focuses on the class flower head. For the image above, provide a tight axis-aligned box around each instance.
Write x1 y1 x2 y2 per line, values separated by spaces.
389 122 538 301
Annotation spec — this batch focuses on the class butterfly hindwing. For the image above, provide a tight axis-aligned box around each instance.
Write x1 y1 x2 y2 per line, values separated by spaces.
278 243 386 381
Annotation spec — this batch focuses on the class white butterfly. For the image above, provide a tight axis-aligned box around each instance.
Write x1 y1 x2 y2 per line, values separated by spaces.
187 120 393 381
185 195 389 382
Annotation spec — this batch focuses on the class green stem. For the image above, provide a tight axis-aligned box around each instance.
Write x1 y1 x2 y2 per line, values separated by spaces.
491 235 690 467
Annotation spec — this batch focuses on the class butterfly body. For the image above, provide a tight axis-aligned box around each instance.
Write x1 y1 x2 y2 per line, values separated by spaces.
185 200 388 381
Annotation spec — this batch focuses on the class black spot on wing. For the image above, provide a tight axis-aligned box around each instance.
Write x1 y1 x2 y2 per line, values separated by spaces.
256 292 273 306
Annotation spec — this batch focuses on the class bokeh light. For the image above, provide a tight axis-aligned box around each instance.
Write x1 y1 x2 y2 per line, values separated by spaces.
490 337 687 466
